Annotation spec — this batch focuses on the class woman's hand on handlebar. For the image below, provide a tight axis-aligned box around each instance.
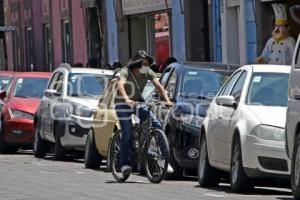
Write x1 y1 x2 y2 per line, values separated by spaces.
125 99 136 108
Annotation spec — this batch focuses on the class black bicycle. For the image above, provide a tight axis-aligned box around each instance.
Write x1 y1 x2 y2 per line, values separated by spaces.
110 103 170 183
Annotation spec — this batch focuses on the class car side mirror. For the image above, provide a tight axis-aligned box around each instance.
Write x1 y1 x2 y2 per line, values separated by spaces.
0 90 6 100
216 95 237 108
45 89 61 98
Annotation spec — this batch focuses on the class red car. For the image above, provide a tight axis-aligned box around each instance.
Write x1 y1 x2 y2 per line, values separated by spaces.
0 72 51 153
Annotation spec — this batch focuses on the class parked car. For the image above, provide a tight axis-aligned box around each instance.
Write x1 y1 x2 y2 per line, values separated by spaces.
149 62 238 177
286 34 300 199
86 75 156 169
0 71 19 112
0 72 51 153
33 65 113 160
199 64 291 193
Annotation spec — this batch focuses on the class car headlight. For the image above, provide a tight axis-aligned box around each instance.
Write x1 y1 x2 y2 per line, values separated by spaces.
181 113 204 127
9 109 34 120
251 125 285 141
70 105 94 118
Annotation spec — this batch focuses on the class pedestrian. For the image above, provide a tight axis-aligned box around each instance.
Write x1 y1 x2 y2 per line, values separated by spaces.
111 61 123 70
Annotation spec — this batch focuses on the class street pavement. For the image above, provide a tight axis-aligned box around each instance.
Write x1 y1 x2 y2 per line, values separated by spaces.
0 151 294 200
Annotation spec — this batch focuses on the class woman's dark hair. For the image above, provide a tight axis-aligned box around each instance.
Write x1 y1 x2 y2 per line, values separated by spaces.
132 50 154 65
127 59 143 70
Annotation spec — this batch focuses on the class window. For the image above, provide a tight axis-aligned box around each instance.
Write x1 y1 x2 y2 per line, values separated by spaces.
219 71 242 96
14 77 49 99
160 67 173 87
48 72 61 89
165 70 177 99
43 24 53 71
247 73 289 107
25 27 34 71
230 71 247 103
295 40 300 67
62 20 72 63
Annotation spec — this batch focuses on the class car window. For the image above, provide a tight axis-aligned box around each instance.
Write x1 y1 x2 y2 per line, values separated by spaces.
247 73 289 107
219 71 242 96
160 67 172 87
67 73 109 98
181 68 230 99
0 76 13 90
230 71 247 103
14 77 49 99
295 39 300 68
48 72 61 90
55 73 64 96
165 70 177 99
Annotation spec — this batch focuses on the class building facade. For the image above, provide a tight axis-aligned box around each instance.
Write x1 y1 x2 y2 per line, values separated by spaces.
4 0 88 71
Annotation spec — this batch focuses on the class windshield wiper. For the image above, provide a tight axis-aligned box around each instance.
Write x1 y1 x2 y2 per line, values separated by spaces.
181 95 208 100
15 95 29 98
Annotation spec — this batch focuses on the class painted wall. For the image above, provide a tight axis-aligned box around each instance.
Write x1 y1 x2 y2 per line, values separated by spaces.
172 0 186 62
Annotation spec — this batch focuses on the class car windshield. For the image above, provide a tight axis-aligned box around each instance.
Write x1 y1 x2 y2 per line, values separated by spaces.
247 73 289 107
0 76 13 90
14 77 49 98
181 68 231 99
67 73 110 98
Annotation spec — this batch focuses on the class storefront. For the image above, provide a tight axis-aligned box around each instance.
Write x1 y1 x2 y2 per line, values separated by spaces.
116 0 172 68
256 0 300 59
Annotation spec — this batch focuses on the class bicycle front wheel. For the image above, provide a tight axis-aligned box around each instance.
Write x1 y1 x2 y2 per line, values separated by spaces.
144 129 170 183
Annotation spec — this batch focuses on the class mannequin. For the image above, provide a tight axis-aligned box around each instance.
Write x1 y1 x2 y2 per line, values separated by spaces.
256 4 296 65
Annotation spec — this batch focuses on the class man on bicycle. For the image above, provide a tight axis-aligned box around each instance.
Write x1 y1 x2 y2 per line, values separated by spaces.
115 50 173 178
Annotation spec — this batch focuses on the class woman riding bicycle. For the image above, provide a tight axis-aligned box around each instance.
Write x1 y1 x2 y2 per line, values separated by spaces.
115 50 173 179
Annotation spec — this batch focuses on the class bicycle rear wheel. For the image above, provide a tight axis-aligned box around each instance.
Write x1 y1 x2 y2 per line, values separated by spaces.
144 129 170 183
110 130 130 182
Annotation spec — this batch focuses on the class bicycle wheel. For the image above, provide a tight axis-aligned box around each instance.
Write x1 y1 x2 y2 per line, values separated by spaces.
144 129 170 183
110 130 130 182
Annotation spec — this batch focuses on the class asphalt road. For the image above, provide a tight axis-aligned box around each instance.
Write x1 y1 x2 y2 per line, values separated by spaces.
0 151 294 200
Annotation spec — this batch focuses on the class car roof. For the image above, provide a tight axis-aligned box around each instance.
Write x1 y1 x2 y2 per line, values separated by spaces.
0 71 19 77
241 64 291 73
60 67 114 75
15 72 52 78
173 62 240 72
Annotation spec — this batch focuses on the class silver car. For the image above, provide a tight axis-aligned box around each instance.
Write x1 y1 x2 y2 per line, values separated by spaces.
33 64 113 160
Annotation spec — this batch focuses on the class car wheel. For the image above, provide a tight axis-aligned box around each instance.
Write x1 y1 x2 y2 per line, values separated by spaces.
84 130 102 169
198 135 220 187
230 136 254 193
291 134 300 200
0 119 18 154
53 121 66 161
33 126 49 158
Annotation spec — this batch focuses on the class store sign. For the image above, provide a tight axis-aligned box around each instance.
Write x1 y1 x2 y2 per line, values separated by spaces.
122 0 172 15
81 0 96 8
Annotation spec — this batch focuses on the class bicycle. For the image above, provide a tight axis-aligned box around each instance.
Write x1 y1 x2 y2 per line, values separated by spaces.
110 102 170 183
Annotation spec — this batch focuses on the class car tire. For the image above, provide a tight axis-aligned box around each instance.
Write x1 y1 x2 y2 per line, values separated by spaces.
198 135 220 187
53 121 66 161
230 136 254 193
0 119 18 154
84 130 102 169
33 126 49 158
291 134 300 200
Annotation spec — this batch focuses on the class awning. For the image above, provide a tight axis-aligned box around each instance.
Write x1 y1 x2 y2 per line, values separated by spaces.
121 0 172 15
81 0 96 8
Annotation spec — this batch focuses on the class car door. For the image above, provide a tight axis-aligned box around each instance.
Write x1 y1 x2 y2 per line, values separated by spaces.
216 71 247 166
207 71 242 164
287 34 300 158
42 71 65 139
93 80 118 156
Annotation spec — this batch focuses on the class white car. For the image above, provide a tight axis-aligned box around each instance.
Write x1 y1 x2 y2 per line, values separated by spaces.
198 64 291 193
33 64 113 160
